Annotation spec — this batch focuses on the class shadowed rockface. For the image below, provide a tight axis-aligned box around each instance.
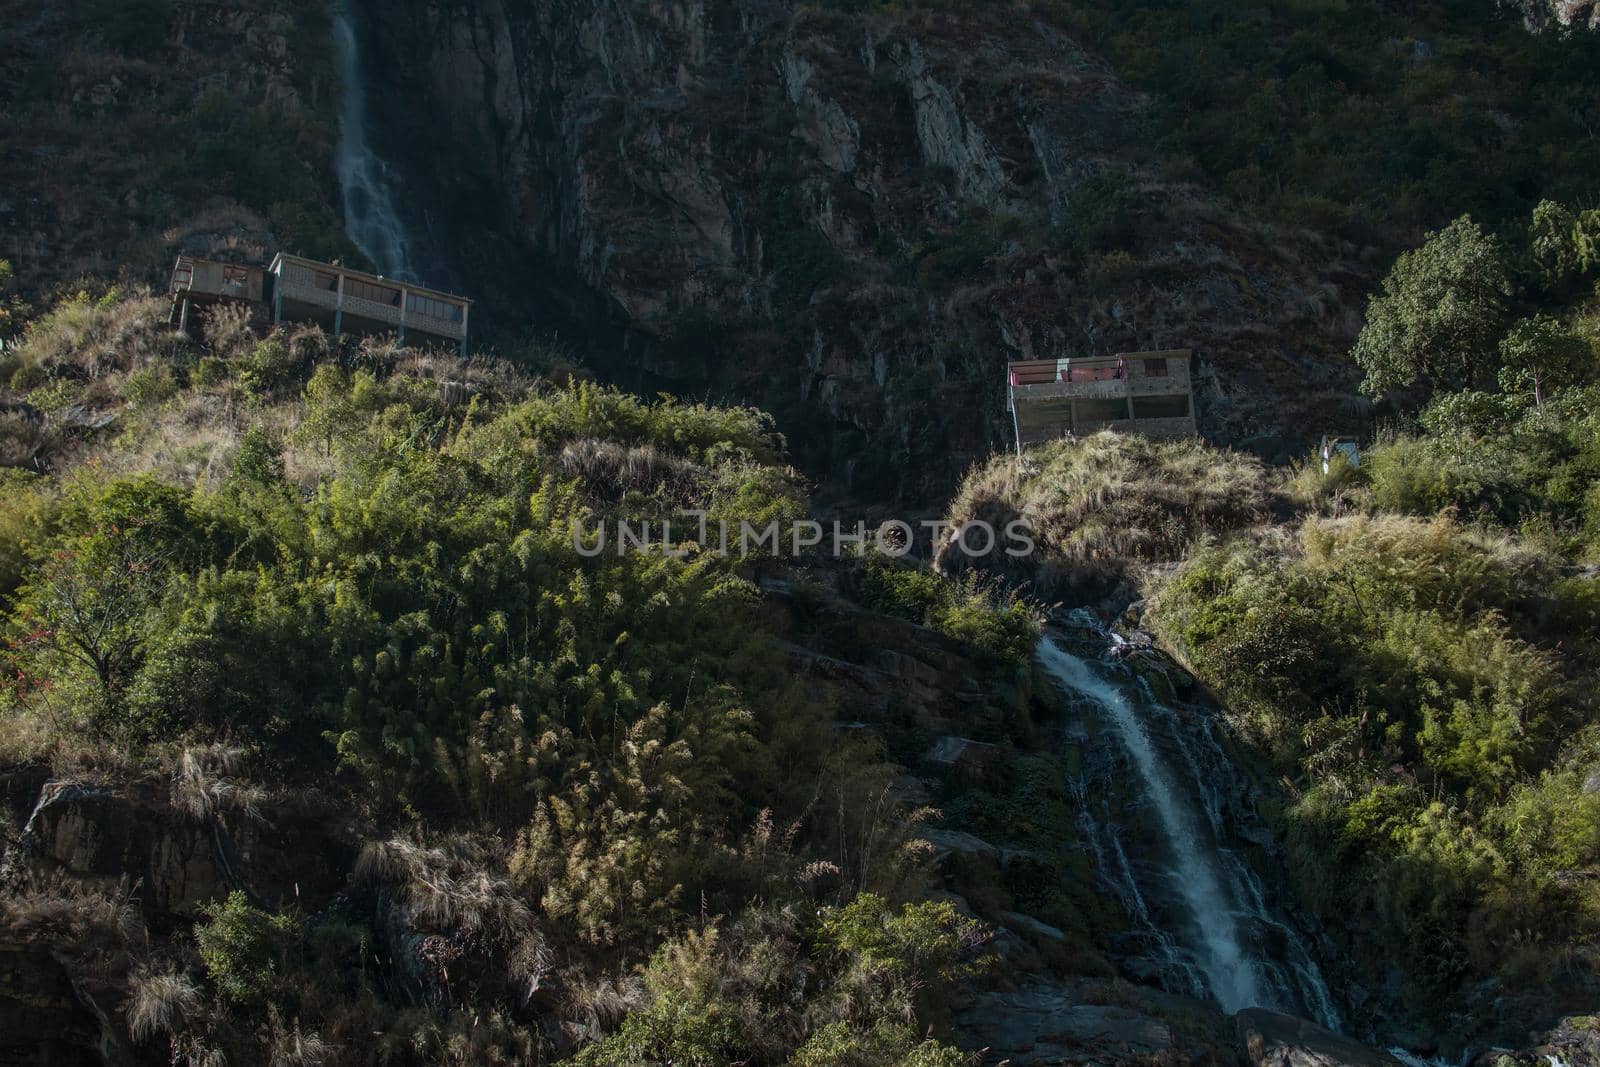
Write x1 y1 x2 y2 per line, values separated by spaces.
350 0 1370 502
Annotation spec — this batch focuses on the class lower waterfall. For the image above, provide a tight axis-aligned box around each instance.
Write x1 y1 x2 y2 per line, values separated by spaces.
1038 627 1339 1028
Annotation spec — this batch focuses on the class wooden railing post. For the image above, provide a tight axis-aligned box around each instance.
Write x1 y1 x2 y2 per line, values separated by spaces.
334 272 345 337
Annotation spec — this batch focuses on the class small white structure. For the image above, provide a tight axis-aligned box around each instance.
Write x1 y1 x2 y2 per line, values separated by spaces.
1320 435 1360 475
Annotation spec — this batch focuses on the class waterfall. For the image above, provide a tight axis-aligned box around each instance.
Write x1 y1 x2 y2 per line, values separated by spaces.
1038 632 1339 1027
332 4 416 281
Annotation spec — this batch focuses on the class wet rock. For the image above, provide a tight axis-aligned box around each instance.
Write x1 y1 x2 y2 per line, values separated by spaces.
1236 1008 1400 1067
925 735 1005 773
1519 1014 1600 1066
1000 910 1066 943
957 981 1178 1064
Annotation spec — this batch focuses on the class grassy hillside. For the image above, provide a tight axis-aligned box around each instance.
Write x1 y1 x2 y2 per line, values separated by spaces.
0 289 1042 1064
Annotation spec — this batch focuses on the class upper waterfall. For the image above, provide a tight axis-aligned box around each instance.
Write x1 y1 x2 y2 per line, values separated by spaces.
332 4 416 281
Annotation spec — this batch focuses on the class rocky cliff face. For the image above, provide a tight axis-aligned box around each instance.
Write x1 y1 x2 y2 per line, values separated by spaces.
1504 0 1600 29
354 0 1370 502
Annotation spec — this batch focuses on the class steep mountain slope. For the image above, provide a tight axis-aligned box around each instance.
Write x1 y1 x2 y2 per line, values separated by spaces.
0 0 357 289
356 0 1369 499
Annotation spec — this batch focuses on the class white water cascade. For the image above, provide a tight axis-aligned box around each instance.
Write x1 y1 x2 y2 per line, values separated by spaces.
332 4 416 281
1038 631 1339 1027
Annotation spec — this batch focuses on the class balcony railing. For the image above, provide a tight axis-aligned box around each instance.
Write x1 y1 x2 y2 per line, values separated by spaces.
1006 352 1191 409
272 258 468 345
1006 350 1196 449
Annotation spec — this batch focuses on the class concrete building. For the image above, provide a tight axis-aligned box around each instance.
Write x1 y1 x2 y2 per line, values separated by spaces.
1006 350 1196 451
169 253 471 355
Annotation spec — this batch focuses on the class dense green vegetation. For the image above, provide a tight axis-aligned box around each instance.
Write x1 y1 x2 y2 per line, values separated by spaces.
1146 204 1600 1035
0 291 1018 1063
1047 0 1600 243
860 557 1038 667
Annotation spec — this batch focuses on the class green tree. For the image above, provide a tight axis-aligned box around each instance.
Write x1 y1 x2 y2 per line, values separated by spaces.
1497 315 1595 411
229 426 286 487
1528 199 1600 294
1352 217 1512 398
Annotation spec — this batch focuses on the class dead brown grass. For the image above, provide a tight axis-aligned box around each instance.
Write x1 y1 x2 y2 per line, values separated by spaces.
946 431 1279 591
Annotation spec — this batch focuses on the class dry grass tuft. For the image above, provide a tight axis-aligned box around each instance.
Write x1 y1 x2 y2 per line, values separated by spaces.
12 289 178 382
947 431 1278 591
558 438 701 504
172 745 266 823
266 1007 332 1067
127 967 200 1041
356 835 550 985
0 872 145 946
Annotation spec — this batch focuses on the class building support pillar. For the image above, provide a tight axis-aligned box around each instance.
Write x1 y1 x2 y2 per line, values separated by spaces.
459 304 470 359
334 273 345 338
179 297 190 335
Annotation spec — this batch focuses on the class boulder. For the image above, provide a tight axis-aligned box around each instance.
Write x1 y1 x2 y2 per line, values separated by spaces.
926 736 1008 775
918 828 1003 864
957 981 1178 1064
1236 1008 1401 1067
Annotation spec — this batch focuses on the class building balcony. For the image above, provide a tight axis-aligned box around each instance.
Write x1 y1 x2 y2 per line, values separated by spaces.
1007 351 1196 448
268 254 471 353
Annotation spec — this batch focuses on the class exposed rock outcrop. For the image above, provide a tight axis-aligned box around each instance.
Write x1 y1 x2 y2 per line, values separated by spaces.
1503 0 1600 30
957 981 1180 1064
1237 1008 1402 1067
3 772 354 924
0 0 339 292
0 942 120 1066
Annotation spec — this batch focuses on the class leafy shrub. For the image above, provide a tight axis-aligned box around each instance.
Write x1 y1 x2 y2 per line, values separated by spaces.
123 363 178 409
195 892 299 1005
239 335 301 397
1054 166 1141 257
191 355 231 389
912 213 1022 288
862 557 1037 667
